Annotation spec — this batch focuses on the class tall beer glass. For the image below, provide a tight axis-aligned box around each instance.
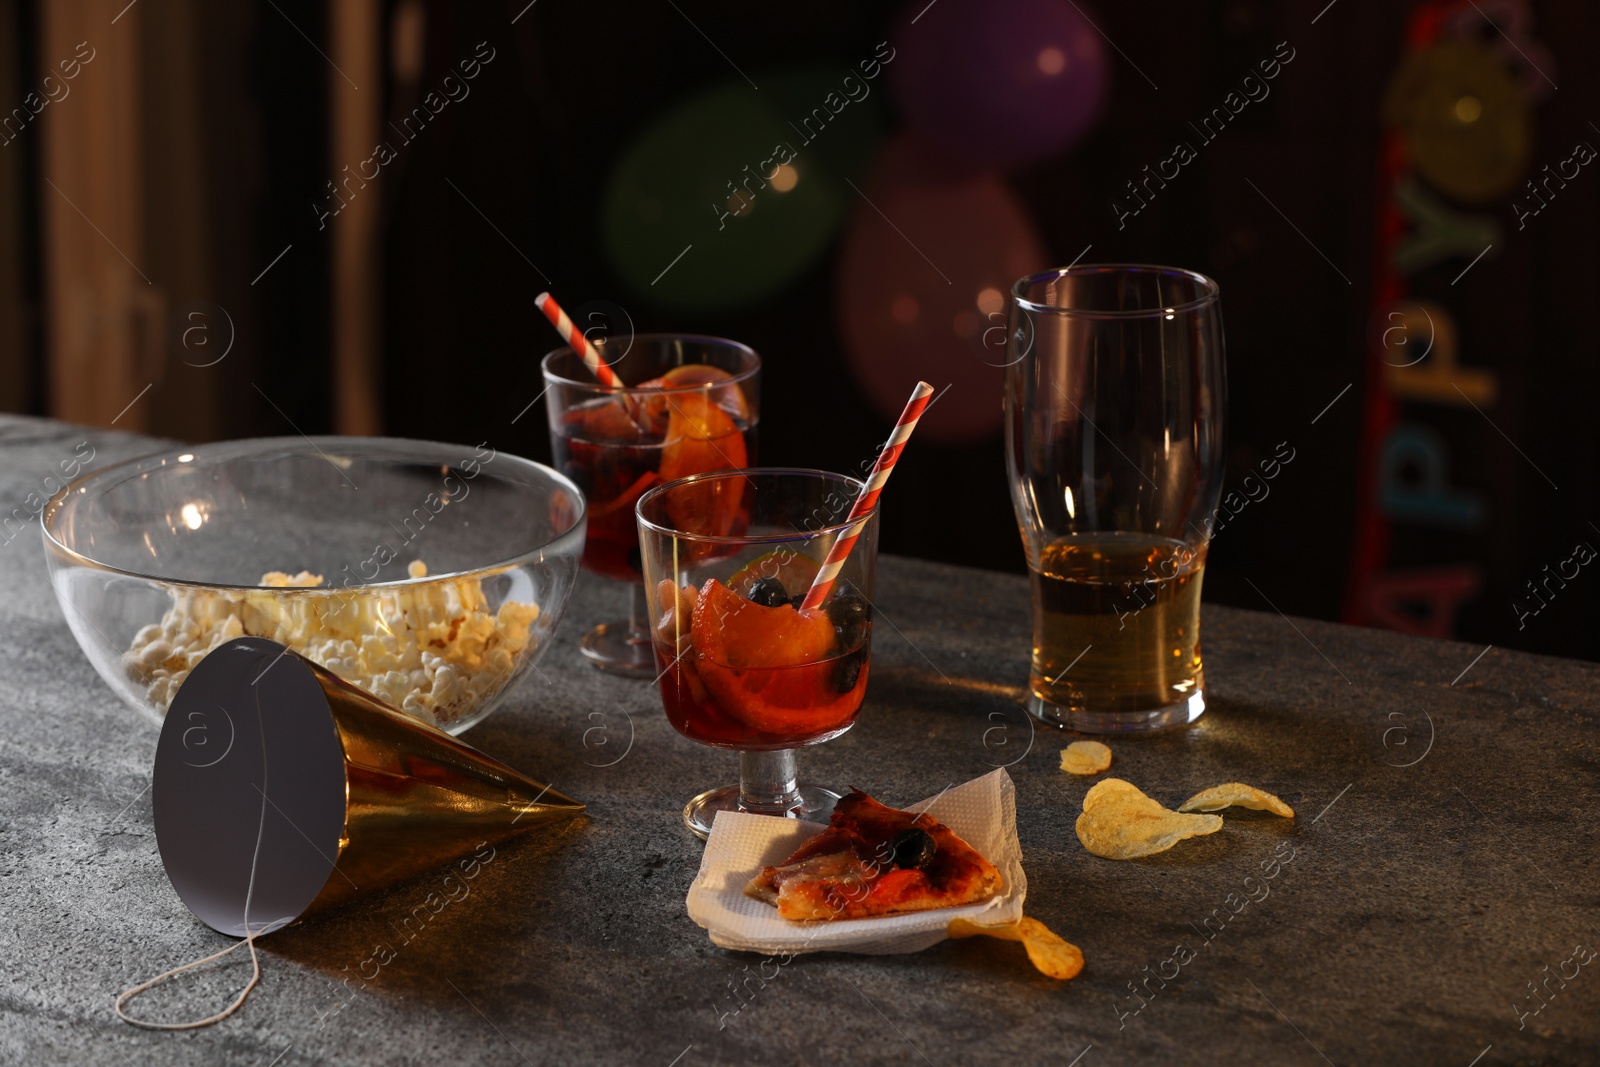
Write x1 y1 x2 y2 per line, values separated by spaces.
1005 265 1226 733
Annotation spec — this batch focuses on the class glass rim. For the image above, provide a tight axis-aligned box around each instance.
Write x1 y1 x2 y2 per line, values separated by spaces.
40 435 589 592
635 467 870 546
539 333 761 393
1011 263 1221 319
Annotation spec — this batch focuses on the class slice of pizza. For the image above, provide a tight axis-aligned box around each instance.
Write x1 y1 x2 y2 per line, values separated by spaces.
744 790 1003 921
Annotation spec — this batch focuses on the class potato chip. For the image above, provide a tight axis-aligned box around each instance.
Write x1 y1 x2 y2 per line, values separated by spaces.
948 917 1085 980
1060 740 1112 776
1178 782 1295 818
1075 778 1223 860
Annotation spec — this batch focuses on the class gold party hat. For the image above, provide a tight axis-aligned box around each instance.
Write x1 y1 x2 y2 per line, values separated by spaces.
155 637 584 935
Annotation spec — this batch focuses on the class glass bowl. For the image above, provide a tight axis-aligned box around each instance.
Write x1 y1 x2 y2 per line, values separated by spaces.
41 436 586 735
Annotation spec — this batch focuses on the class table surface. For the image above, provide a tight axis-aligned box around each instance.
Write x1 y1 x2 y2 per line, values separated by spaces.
1 414 1597 1067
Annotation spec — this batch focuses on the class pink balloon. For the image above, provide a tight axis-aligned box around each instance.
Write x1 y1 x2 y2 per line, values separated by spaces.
837 138 1047 444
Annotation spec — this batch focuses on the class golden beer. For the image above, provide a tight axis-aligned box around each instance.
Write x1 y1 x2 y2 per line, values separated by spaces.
1029 534 1205 720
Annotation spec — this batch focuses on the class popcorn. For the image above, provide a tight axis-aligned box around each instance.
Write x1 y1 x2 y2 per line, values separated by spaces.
125 560 540 728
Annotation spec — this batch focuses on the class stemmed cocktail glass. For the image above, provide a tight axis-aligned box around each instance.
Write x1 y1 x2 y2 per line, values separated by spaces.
542 335 760 677
636 469 878 839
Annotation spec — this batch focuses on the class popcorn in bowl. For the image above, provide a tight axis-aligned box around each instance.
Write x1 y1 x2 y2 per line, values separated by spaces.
126 560 540 729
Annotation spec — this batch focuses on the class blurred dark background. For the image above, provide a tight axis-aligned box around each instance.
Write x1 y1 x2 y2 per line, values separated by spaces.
2 0 1597 660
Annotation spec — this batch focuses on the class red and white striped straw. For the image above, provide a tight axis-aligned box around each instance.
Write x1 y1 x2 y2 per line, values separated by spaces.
801 381 935 610
535 291 624 391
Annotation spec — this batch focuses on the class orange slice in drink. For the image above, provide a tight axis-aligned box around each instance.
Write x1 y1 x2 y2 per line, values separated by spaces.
659 393 749 545
660 391 746 479
655 579 710 705
638 364 751 431
690 579 864 736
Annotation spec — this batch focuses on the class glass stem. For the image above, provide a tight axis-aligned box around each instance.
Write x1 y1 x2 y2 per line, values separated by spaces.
627 581 650 644
738 749 804 816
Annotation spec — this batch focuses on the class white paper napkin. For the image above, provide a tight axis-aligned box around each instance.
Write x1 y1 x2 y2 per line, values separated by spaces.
685 768 1026 955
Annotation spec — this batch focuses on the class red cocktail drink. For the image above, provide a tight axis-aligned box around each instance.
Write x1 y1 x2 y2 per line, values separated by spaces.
653 561 871 750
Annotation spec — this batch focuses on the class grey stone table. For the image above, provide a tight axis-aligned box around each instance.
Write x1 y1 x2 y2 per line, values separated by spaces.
1 413 1597 1066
